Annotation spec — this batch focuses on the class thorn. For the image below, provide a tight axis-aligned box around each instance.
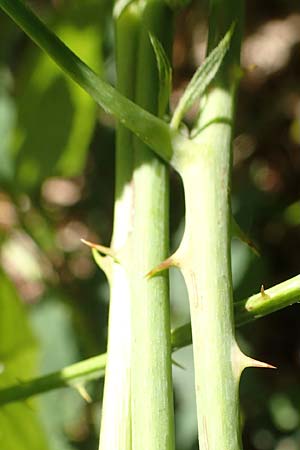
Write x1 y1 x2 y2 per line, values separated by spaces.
245 356 276 370
232 345 276 377
260 284 270 299
81 239 119 263
145 255 180 279
75 384 92 403
172 358 186 370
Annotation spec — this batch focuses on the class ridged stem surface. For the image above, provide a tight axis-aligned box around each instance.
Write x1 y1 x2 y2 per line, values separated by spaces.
101 2 175 449
176 1 245 448
98 5 139 450
130 3 175 449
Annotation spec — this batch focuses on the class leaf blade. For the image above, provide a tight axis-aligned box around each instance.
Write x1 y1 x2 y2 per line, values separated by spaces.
171 24 235 129
149 32 172 118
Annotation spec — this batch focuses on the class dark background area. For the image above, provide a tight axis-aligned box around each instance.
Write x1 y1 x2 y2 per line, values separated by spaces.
0 0 299 449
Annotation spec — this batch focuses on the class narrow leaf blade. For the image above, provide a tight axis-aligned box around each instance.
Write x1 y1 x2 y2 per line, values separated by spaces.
171 24 235 129
149 32 172 118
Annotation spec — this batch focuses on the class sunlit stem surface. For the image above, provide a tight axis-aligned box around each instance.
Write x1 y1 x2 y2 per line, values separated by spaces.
129 2 175 449
176 1 245 448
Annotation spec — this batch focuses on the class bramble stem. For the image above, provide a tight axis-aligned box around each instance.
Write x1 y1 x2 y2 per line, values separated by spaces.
175 1 245 448
101 1 175 449
129 3 175 449
97 4 139 449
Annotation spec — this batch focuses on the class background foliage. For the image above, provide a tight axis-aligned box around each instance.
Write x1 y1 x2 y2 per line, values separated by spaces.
0 1 300 449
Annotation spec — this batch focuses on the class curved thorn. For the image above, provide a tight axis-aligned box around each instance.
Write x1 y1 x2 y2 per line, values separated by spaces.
81 238 120 263
145 254 181 279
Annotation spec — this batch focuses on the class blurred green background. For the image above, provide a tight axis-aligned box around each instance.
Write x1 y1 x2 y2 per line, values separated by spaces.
0 1 300 449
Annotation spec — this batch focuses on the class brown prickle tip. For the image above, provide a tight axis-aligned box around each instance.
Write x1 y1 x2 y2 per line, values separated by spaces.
81 238 104 251
145 256 178 279
81 238 118 261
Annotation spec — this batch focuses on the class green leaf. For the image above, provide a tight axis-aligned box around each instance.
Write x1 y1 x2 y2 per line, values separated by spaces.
14 6 103 190
171 24 235 129
0 0 176 163
149 33 172 118
0 269 49 450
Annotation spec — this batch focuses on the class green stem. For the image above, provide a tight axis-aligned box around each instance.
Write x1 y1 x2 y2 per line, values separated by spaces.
98 4 139 449
235 274 300 326
98 266 132 449
166 273 300 348
129 3 174 449
180 153 242 450
1 272 299 405
175 2 245 448
0 354 106 406
0 0 176 162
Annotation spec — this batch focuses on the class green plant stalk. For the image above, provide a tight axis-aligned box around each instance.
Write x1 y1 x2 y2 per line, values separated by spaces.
0 354 106 406
235 274 300 325
129 3 174 449
179 134 242 450
174 1 245 448
97 5 139 450
1 272 299 405
173 273 300 347
97 168 132 450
